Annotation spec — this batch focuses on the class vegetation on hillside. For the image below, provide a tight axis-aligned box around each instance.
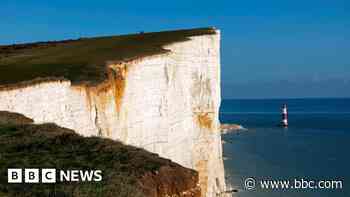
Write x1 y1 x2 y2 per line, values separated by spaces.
0 112 199 197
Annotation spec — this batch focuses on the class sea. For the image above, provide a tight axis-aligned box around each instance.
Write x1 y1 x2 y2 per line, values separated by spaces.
220 98 350 197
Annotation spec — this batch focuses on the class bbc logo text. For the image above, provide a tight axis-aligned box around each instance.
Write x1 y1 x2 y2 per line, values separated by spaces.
8 168 102 183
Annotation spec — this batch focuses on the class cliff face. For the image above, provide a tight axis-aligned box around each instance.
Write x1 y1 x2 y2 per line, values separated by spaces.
0 30 225 196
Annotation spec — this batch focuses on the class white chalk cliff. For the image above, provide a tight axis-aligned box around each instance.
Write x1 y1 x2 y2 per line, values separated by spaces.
0 30 225 196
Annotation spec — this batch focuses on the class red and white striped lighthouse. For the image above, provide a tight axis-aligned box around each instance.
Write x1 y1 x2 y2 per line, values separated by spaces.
281 104 288 127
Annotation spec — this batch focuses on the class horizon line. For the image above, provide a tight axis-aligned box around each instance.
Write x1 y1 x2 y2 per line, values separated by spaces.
221 97 350 100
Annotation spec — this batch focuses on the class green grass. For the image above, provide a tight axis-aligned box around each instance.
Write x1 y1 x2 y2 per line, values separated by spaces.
0 122 182 197
0 27 216 87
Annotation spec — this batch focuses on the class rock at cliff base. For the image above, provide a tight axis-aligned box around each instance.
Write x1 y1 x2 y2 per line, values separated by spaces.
220 124 246 134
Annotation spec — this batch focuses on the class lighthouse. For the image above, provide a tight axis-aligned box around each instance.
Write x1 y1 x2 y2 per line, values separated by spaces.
281 104 288 127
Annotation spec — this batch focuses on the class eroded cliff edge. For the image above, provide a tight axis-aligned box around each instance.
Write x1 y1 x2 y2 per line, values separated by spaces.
0 28 226 196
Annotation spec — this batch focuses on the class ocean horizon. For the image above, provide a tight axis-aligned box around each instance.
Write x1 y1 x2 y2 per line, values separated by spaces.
220 98 350 197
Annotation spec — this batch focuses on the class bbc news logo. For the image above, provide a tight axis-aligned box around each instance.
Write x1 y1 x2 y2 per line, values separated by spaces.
8 168 102 183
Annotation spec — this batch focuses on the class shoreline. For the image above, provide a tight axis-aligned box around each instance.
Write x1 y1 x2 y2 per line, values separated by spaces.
220 123 246 134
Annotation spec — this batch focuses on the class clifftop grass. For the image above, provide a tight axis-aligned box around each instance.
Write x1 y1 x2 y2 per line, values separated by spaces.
0 123 152 197
0 27 216 87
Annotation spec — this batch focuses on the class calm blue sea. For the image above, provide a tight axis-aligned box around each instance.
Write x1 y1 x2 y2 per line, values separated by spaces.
220 98 350 197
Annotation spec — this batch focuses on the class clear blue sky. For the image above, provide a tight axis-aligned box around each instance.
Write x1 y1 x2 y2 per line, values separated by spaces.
1 0 349 98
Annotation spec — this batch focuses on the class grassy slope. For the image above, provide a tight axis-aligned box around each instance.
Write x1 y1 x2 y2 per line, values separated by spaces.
0 113 198 197
0 28 216 86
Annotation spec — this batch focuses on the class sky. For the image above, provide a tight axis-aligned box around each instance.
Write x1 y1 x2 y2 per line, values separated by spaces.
1 0 349 98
